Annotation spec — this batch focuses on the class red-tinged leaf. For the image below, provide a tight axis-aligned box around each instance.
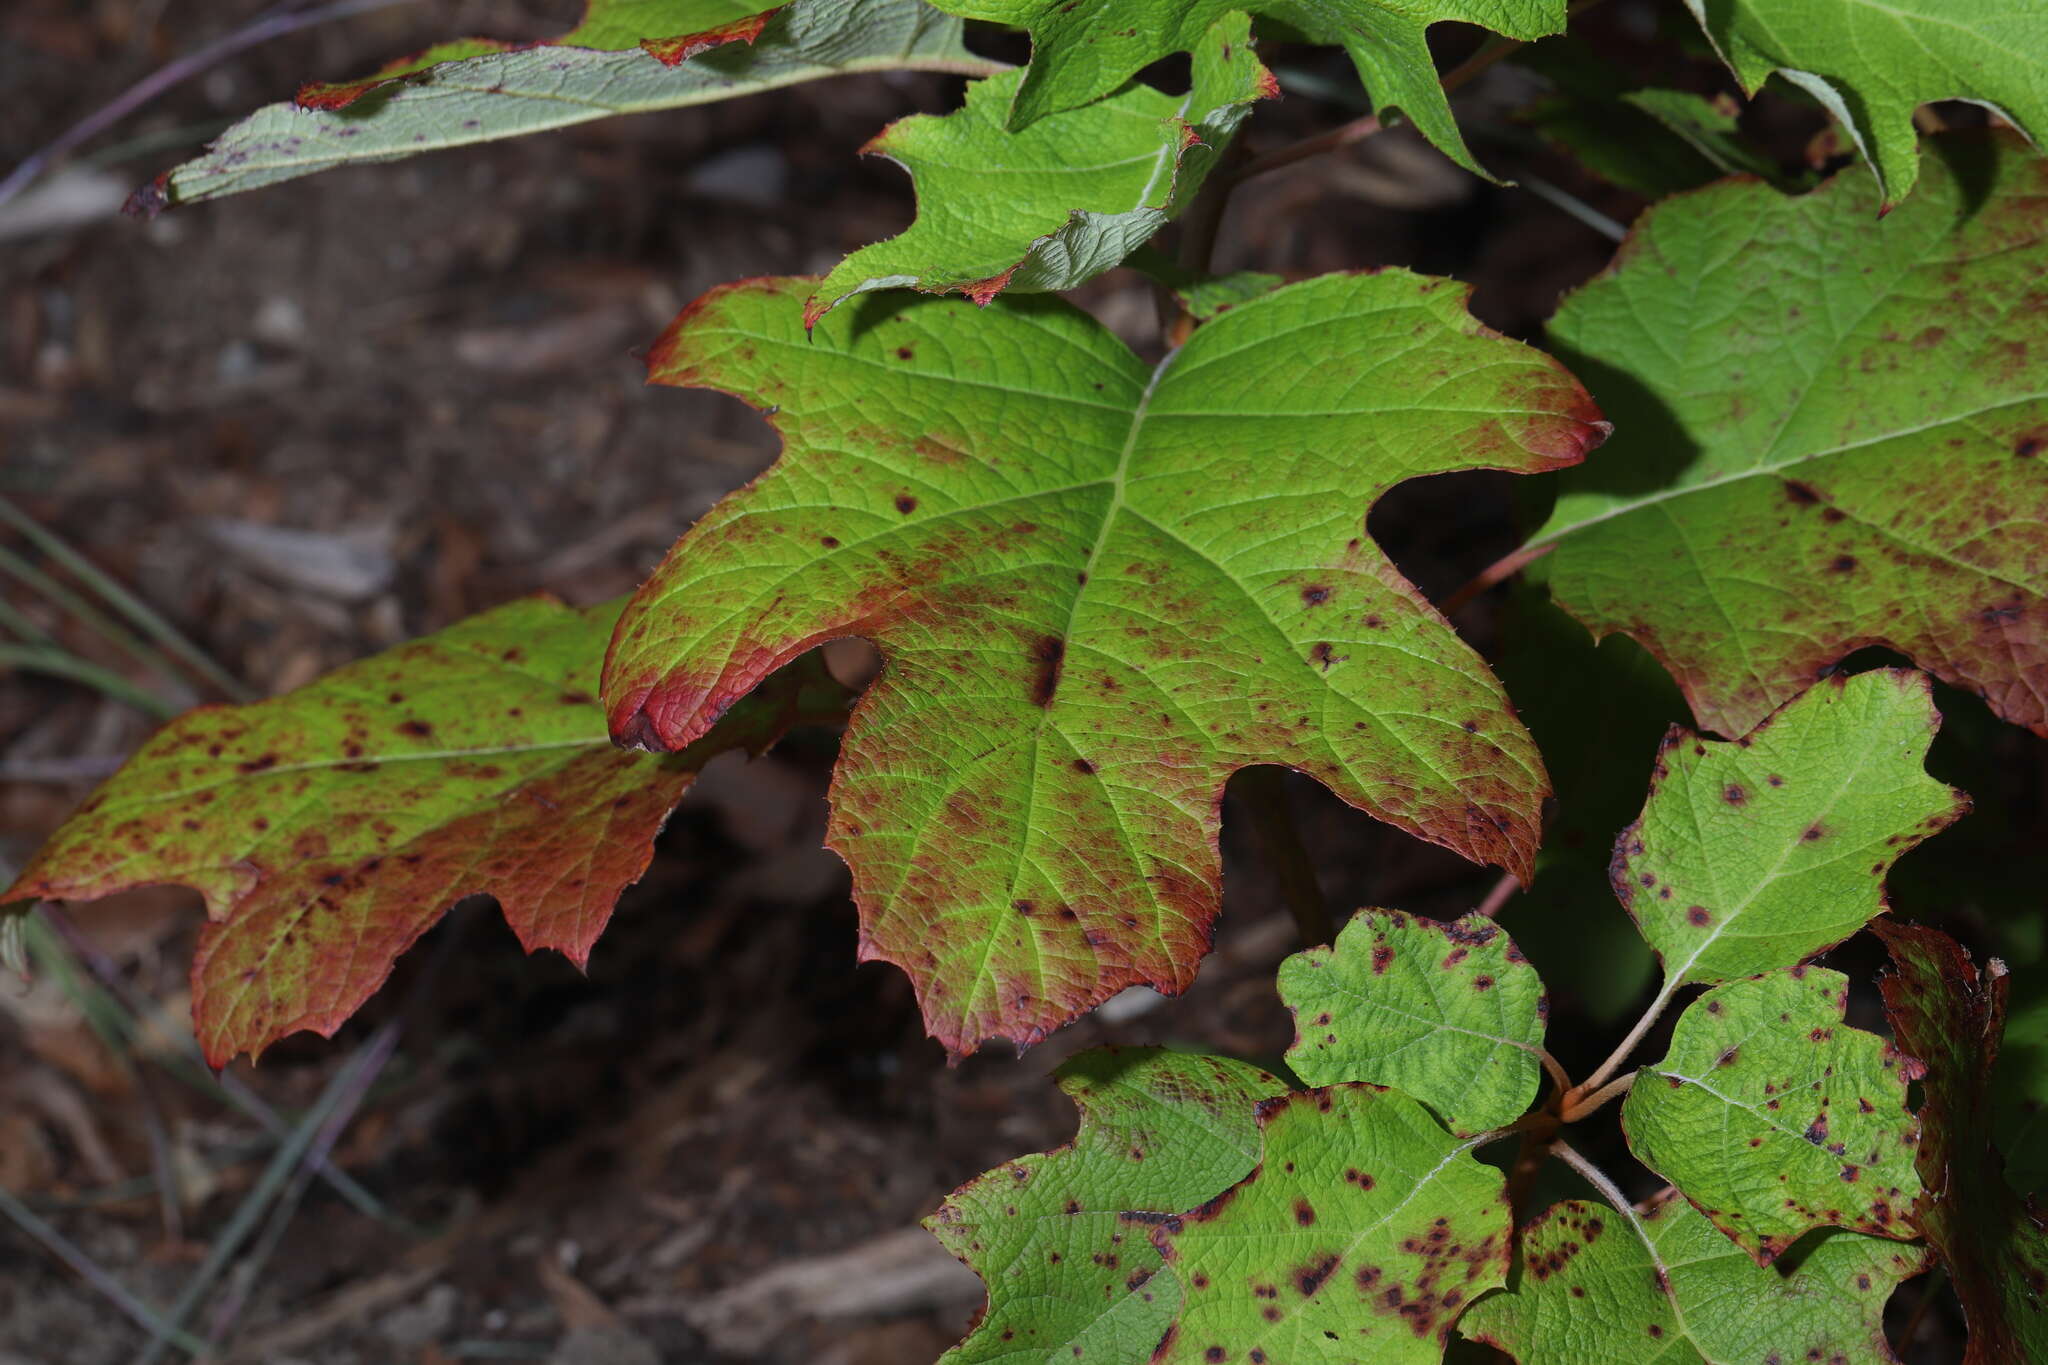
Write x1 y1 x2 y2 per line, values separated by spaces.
1873 921 2048 1362
602 274 1607 1056
3 596 849 1066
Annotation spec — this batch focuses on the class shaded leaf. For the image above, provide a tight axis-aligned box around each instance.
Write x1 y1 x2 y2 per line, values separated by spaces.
1532 133 2048 739
1610 668 1964 992
1872 921 2048 1362
1621 967 1923 1263
1154 1084 1510 1363
928 1047 1285 1365
601 273 1607 1055
1523 86 1789 198
1279 909 1547 1135
138 0 986 210
2 597 849 1065
808 12 1272 322
1995 968 2048 1197
925 0 1571 177
1459 1192 1927 1364
1680 0 2048 203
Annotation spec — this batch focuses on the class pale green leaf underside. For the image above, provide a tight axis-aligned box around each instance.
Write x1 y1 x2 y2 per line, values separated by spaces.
1280 909 1545 1135
808 12 1270 321
926 0 1570 177
1157 1084 1510 1363
1610 669 1965 991
1460 1194 1927 1364
149 0 983 207
929 1048 1285 1365
1682 0 2046 202
1623 968 1923 1263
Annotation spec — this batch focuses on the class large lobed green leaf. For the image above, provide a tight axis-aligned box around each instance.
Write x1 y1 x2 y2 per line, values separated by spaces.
2 597 848 1065
1622 968 1923 1263
1533 133 2048 740
601 273 1607 1055
137 0 987 210
1607 669 1966 993
926 0 1571 177
1460 1192 1927 1364
1154 1084 1511 1363
1681 0 2047 204
808 12 1273 322
1279 909 1547 1135
928 1048 1285 1364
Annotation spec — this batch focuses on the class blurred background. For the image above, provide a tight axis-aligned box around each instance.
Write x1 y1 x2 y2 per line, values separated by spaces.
0 2 2029 1360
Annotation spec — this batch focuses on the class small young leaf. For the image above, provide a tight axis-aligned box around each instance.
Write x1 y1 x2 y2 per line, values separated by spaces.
1610 669 1966 991
2 597 849 1065
1279 910 1547 1135
925 0 1572 177
1459 1192 1927 1364
807 12 1273 322
1532 133 2048 740
1680 0 2047 203
139 0 984 209
1621 968 1923 1263
603 272 1606 1055
1873 921 2048 1361
1154 1084 1511 1363
928 1047 1285 1365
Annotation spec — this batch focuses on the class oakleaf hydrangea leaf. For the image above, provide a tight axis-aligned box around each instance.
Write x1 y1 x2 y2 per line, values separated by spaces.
1459 1192 1928 1364
1680 0 2047 204
2 597 848 1065
928 1047 1285 1365
807 12 1273 322
1608 669 1966 993
1873 921 2048 1361
601 273 1607 1055
137 0 986 210
1995 969 2048 1197
1154 1084 1510 1363
1532 133 2048 739
1621 967 1924 1264
1279 909 1547 1135
925 0 1571 177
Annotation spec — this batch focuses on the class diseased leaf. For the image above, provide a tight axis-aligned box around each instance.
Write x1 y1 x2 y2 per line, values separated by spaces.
137 0 986 210
1609 669 1966 992
1621 967 1923 1263
2 597 849 1065
1459 1192 1927 1364
601 272 1607 1055
1532 133 2048 739
925 0 1571 177
1680 0 2048 203
928 1047 1285 1365
1873 921 2048 1362
807 12 1272 322
1153 1084 1511 1363
1279 910 1547 1135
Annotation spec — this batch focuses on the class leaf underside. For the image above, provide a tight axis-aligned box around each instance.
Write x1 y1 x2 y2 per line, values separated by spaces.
139 0 978 209
1535 133 2048 740
1460 1192 1927 1364
1606 668 1967 992
1622 967 1923 1263
4 597 848 1065
601 272 1607 1055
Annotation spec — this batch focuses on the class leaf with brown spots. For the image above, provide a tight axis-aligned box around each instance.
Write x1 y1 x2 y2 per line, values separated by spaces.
1531 133 2048 739
1278 910 1549 1135
1872 921 2048 1362
928 1048 1284 1365
1152 1084 1511 1363
603 273 1606 1055
1621 968 1924 1264
1459 1191 1927 1364
1609 668 1965 999
2 596 849 1066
